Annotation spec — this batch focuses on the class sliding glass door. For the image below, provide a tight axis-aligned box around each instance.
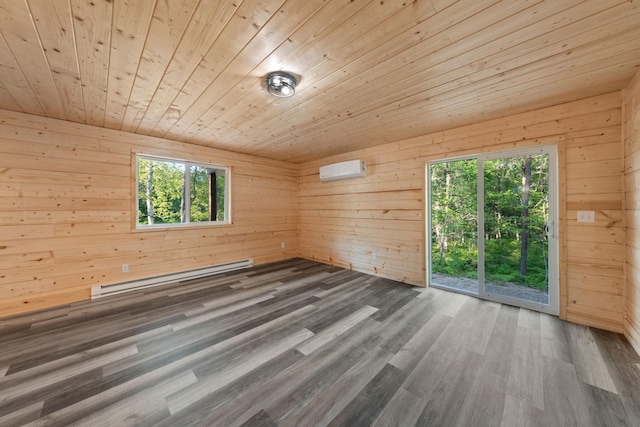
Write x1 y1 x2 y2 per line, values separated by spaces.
427 146 558 315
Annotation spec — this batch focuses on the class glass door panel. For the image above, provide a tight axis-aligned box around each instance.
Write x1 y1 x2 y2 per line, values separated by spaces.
429 158 479 295
481 154 550 306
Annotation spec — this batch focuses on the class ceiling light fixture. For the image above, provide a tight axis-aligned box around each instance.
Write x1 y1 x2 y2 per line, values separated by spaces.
266 71 297 98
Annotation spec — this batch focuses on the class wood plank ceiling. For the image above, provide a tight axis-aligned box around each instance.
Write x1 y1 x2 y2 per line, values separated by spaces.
0 0 639 163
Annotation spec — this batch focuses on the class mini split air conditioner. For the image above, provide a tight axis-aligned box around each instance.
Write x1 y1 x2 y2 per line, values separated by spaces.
319 160 367 182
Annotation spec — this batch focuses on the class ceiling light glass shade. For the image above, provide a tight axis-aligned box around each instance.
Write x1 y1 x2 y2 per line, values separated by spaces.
266 72 297 97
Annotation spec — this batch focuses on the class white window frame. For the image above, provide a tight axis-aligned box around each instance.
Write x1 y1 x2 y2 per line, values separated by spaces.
135 154 231 229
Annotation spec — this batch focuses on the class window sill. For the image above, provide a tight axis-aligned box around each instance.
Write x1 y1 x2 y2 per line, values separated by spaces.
133 221 232 233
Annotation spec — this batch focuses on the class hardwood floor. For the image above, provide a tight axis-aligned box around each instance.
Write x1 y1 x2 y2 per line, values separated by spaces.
0 258 639 426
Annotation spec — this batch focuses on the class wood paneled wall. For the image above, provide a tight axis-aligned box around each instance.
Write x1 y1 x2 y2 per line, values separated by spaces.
0 110 298 317
299 92 625 333
623 70 640 352
0 91 631 335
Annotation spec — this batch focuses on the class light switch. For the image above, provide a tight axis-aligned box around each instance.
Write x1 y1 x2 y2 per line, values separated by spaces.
577 211 595 223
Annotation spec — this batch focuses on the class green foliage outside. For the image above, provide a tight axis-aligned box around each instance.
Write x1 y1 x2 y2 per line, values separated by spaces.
137 158 226 225
431 154 549 291
213 174 226 221
190 166 209 222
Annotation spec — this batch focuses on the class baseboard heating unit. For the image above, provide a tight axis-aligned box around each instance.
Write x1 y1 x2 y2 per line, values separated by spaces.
91 259 254 299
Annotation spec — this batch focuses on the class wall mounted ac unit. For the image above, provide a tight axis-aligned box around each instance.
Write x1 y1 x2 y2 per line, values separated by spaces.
319 160 367 182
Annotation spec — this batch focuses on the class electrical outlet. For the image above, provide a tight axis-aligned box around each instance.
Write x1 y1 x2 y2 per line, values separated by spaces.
371 252 377 261
122 264 129 273
577 211 595 223
281 242 285 249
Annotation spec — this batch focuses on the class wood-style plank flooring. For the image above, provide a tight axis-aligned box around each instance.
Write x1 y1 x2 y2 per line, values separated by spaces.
1 258 639 426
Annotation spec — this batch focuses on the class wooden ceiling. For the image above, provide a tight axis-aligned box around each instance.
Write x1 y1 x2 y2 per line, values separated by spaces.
0 0 639 163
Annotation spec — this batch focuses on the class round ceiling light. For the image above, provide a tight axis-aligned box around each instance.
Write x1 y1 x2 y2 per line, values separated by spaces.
266 71 297 98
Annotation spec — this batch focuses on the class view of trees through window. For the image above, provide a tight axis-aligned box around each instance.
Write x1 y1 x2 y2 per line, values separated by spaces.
431 154 549 291
137 157 227 226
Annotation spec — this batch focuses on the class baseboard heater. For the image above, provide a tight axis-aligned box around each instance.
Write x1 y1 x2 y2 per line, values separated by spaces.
91 259 254 299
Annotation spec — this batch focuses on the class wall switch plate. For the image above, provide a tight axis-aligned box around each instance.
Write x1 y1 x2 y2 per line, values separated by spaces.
371 252 377 261
281 242 285 249
577 211 595 223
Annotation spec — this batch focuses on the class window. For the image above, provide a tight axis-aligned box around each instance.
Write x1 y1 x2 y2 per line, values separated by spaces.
136 155 230 228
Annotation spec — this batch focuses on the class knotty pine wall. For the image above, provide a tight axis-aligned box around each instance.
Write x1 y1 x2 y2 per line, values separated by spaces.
299 92 625 333
624 70 640 352
0 110 298 318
